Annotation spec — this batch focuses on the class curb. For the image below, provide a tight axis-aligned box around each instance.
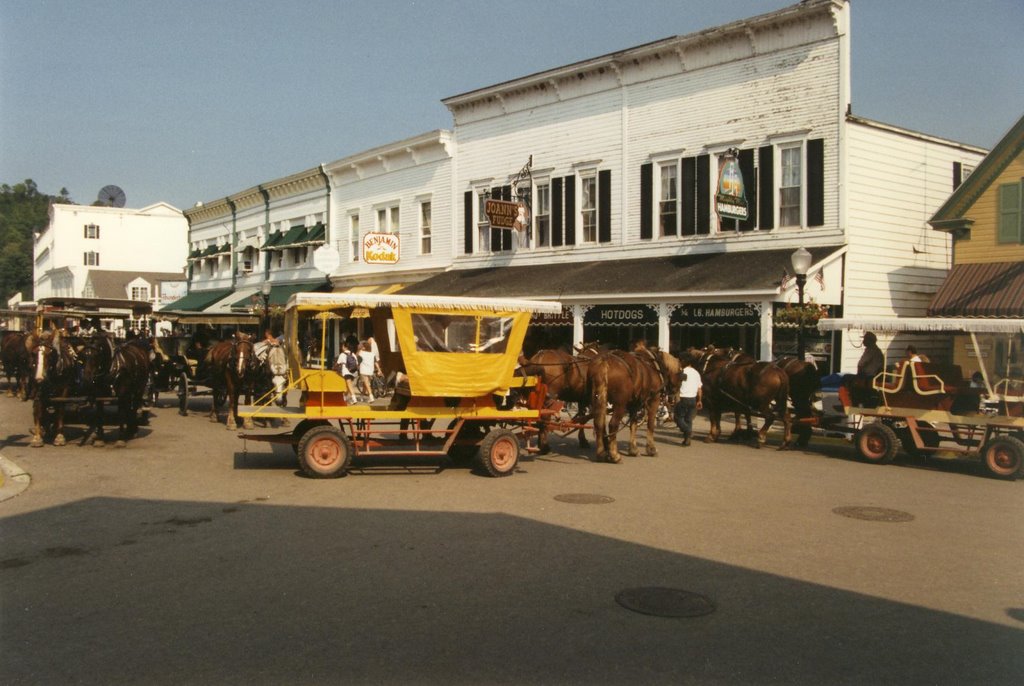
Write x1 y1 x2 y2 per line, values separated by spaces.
0 454 31 502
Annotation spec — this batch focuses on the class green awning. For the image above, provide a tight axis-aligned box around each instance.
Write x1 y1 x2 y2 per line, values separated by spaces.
158 288 234 313
217 243 231 254
200 245 220 257
276 224 309 248
231 280 330 309
188 249 202 259
305 223 326 243
262 232 284 249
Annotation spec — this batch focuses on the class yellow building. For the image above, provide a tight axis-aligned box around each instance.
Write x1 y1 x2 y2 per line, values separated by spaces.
929 113 1024 385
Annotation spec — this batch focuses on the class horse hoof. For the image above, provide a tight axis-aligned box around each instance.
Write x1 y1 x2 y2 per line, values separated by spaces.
93 440 105 448
607 452 622 464
243 420 254 430
54 435 66 447
226 424 237 431
30 437 43 448
646 448 658 457
115 440 126 448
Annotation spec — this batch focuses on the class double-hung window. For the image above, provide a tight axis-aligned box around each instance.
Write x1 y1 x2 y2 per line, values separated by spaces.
534 182 550 248
658 162 679 237
83 251 100 266
377 204 399 233
477 189 491 253
84 223 100 239
349 214 360 261
419 201 432 255
779 144 802 227
998 181 1023 244
581 174 598 243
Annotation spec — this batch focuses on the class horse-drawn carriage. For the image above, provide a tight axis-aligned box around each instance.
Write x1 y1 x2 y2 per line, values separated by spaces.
238 293 566 477
813 317 1024 479
13 298 154 447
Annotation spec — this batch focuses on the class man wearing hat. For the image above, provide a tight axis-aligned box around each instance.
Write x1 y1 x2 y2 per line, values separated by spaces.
849 331 884 406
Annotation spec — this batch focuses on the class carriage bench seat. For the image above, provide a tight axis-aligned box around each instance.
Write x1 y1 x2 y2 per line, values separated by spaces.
872 362 974 412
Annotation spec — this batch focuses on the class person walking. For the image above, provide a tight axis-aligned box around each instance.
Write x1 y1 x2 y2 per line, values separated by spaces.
674 356 703 446
357 340 378 402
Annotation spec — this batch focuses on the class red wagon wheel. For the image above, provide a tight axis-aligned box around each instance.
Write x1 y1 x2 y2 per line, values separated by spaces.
476 427 520 477
297 424 352 478
981 436 1024 480
856 422 898 464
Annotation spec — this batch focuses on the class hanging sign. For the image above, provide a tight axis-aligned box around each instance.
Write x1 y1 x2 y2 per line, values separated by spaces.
532 306 573 327
362 232 400 265
313 244 341 274
484 199 523 229
671 302 759 327
715 149 748 221
584 304 658 327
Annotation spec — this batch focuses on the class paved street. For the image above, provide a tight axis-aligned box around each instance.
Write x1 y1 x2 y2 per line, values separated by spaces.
1 394 1022 685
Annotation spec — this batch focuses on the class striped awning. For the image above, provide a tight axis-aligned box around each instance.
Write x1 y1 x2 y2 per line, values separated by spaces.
928 262 1024 317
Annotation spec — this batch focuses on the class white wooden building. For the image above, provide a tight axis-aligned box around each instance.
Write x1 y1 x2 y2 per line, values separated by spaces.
323 129 454 292
33 202 187 307
175 167 331 321
400 0 986 372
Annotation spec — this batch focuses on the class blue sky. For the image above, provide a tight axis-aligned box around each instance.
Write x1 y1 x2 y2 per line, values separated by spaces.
2 0 1022 210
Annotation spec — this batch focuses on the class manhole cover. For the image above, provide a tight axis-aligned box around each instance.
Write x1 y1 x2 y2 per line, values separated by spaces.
833 506 915 522
554 493 615 505
615 587 715 618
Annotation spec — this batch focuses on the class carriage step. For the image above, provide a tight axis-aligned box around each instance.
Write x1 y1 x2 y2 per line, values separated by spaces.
237 405 307 417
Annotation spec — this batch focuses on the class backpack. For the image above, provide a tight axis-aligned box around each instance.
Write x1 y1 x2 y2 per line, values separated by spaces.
344 352 358 374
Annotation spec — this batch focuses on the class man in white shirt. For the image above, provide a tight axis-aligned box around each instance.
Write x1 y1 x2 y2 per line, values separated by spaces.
674 357 703 447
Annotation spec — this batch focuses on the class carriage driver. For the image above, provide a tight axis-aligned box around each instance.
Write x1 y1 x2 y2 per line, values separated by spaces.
674 354 703 447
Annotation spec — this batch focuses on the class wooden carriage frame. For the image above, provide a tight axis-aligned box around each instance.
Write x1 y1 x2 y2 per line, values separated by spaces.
238 292 564 477
816 317 1024 480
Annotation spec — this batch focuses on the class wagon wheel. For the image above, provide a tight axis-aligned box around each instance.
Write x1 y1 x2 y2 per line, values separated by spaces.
297 424 353 478
855 422 898 464
980 436 1024 481
177 372 189 416
476 427 520 477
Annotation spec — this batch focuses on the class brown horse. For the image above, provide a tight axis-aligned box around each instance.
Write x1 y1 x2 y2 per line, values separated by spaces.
588 346 680 463
28 329 79 447
696 347 792 449
1 331 32 399
775 355 822 447
77 334 151 446
522 343 601 454
206 333 258 430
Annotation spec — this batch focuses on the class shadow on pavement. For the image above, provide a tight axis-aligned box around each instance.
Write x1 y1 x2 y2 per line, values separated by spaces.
1 496 1021 684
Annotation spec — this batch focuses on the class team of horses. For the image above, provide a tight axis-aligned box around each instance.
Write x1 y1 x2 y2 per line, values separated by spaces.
524 341 822 461
6 321 819 456
1 327 290 447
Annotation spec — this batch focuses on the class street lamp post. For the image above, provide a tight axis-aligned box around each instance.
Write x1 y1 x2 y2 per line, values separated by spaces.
260 282 272 335
790 247 812 362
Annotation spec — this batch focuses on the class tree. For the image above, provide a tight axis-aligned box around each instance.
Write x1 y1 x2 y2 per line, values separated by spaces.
0 180 75 304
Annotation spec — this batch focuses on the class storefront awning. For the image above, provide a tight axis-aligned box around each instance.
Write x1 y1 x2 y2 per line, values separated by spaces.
927 261 1024 317
230 280 331 309
333 283 406 295
158 288 233 313
399 247 843 300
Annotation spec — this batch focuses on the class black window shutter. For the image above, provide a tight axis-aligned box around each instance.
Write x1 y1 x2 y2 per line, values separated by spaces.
640 163 653 240
807 138 825 227
681 157 696 236
563 176 576 245
758 146 775 230
552 176 564 247
500 185 513 250
696 154 710 235
738 148 757 231
463 190 474 254
598 169 612 242
953 161 963 190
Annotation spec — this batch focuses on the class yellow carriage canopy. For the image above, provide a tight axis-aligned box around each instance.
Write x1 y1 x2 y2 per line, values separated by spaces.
285 292 563 398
